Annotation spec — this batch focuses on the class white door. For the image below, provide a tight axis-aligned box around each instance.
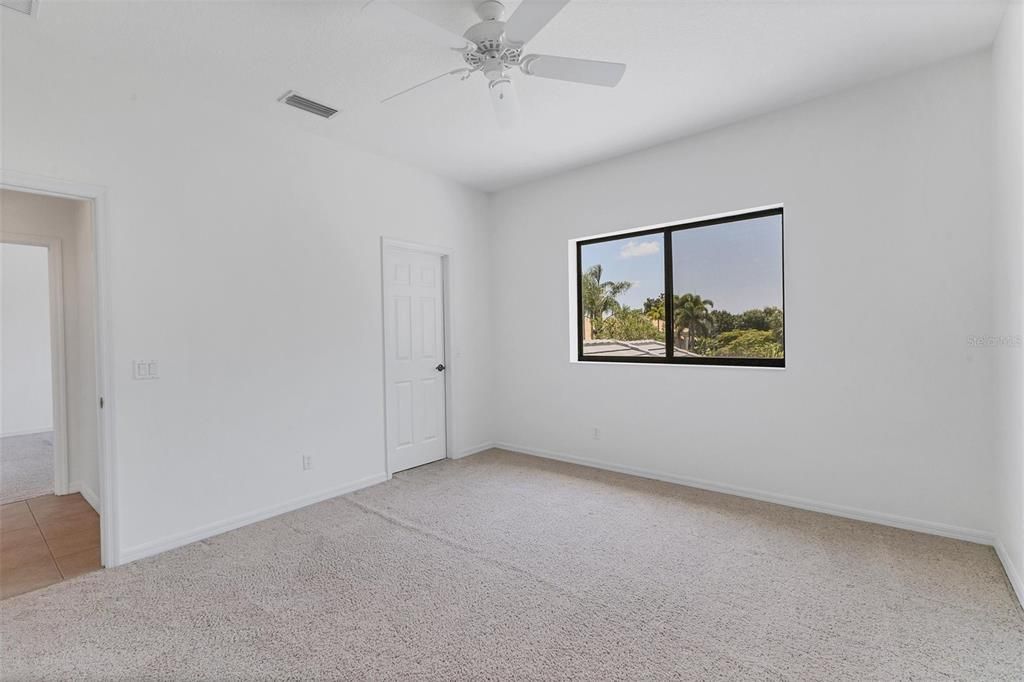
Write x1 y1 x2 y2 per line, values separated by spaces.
383 246 447 473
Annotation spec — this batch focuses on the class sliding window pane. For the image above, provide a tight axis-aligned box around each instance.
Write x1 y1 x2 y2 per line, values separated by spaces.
671 214 784 361
580 233 666 358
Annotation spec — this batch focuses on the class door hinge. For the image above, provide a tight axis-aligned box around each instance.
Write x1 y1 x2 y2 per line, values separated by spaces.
99 397 104 409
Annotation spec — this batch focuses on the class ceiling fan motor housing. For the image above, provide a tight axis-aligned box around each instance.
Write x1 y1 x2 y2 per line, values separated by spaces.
474 0 506 21
462 18 523 78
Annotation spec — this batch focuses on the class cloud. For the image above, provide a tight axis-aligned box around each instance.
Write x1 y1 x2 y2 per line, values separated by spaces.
619 240 661 258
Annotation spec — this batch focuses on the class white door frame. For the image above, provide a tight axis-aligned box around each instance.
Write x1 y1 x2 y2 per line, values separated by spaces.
1 170 118 568
0 232 70 495
380 237 457 478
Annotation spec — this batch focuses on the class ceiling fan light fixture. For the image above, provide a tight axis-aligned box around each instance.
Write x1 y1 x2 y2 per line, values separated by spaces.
489 78 519 128
483 57 506 81
489 78 512 99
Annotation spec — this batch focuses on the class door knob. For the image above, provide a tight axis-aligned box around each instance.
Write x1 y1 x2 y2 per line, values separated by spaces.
435 363 446 372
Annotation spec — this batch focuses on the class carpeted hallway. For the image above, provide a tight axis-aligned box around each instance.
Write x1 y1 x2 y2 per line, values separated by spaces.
1 449 1022 680
0 432 54 505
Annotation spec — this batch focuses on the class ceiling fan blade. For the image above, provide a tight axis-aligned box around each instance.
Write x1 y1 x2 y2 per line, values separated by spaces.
381 69 470 104
489 79 520 129
361 0 472 52
503 0 571 46
520 54 626 87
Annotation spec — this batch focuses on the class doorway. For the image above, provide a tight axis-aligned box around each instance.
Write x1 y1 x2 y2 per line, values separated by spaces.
1 188 103 598
381 242 450 474
1 241 60 503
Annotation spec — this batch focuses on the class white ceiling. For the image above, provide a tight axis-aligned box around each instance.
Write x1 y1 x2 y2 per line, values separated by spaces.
5 0 1009 191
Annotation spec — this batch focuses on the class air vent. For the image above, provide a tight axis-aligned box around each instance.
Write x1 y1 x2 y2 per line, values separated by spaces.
278 91 339 119
1 0 37 15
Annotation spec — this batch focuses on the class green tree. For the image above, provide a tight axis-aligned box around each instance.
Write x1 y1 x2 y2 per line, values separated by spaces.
643 293 665 322
604 307 662 342
736 308 771 331
692 335 721 356
581 265 632 338
765 306 785 347
673 293 714 351
712 329 783 358
708 309 737 336
735 306 784 346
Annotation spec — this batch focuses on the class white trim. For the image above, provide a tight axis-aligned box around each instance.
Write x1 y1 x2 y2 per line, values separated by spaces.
0 427 54 438
380 237 457 477
1 234 69 494
454 442 495 459
70 481 100 515
571 359 787 371
1 170 118 568
994 537 1024 609
118 473 387 565
380 237 454 257
494 442 995 545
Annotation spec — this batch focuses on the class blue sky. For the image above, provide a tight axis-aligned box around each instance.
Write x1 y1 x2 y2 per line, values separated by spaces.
580 215 783 314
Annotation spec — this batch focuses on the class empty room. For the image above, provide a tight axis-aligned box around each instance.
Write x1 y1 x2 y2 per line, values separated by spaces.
0 0 1021 679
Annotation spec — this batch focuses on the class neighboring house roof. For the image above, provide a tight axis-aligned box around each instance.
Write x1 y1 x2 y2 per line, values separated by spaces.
582 339 701 358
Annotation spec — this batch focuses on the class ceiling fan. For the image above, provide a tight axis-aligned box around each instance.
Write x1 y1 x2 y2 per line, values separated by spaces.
362 0 626 127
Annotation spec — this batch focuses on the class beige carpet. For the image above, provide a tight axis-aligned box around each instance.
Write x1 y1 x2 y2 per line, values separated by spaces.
1 449 1021 680
0 432 54 505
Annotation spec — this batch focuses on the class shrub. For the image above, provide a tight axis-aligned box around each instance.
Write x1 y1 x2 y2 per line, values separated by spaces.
601 309 663 342
711 329 783 358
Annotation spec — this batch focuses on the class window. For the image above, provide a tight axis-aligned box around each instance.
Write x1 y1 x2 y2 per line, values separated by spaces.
576 207 784 367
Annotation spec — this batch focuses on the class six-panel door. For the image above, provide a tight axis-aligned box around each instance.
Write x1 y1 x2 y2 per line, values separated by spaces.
382 246 447 473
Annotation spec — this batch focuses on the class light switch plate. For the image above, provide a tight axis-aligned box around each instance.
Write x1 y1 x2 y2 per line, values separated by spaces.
133 360 159 380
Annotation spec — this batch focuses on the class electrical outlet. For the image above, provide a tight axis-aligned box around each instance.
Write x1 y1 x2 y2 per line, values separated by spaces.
302 455 313 471
592 427 601 440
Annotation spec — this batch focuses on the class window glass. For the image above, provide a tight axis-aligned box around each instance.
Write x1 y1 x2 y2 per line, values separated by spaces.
670 214 784 361
579 233 666 358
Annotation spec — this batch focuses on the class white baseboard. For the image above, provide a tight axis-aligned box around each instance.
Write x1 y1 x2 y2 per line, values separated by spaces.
494 442 995 546
454 442 495 459
117 472 387 565
994 537 1024 609
1 427 54 438
69 481 100 514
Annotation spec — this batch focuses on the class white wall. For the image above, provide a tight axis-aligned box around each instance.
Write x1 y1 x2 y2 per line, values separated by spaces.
491 53 996 539
0 242 53 436
992 1 1024 603
2 21 493 563
1 190 101 503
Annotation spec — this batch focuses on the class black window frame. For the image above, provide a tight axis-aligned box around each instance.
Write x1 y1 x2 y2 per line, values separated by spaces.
575 207 785 368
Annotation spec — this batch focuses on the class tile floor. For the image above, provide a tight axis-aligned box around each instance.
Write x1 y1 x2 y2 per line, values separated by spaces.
0 493 101 599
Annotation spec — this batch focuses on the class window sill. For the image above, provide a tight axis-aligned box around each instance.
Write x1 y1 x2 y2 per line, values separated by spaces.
570 358 787 370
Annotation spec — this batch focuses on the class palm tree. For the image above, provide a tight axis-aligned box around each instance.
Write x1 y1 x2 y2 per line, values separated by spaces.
643 294 665 323
674 293 714 350
581 265 632 338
